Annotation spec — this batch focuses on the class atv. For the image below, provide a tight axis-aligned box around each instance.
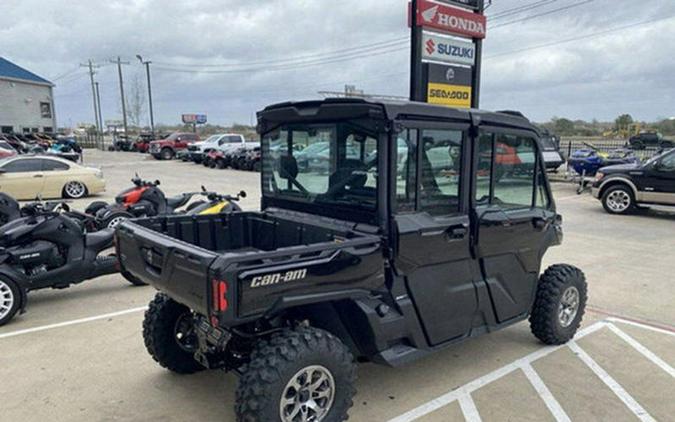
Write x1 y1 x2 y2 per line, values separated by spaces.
184 187 245 215
116 99 587 422
91 175 199 229
0 201 145 326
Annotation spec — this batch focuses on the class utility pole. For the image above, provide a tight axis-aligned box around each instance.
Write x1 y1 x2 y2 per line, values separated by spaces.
136 55 155 136
409 0 424 101
95 82 104 149
80 60 101 133
111 56 130 136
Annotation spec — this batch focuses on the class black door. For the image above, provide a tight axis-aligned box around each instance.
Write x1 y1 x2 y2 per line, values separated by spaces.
393 124 478 346
641 151 675 202
473 128 557 323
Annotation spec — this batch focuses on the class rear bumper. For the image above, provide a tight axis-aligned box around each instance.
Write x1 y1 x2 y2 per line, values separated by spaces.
88 178 106 195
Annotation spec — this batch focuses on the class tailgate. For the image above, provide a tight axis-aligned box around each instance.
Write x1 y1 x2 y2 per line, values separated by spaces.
116 221 217 314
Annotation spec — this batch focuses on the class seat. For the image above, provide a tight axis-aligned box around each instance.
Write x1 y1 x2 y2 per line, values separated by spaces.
166 194 190 210
85 228 114 250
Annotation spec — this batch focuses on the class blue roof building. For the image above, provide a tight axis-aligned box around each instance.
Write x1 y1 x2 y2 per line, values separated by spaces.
0 57 56 133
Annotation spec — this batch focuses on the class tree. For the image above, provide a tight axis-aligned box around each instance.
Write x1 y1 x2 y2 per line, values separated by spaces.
552 117 575 136
126 73 146 128
615 114 634 130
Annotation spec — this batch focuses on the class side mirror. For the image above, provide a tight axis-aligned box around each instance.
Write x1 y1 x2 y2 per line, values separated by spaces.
154 180 161 186
239 190 247 198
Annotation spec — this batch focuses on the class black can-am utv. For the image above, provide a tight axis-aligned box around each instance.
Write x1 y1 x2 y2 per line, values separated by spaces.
115 99 587 422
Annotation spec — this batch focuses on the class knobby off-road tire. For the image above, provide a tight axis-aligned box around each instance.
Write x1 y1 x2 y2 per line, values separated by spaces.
530 264 587 345
236 326 356 422
143 293 204 374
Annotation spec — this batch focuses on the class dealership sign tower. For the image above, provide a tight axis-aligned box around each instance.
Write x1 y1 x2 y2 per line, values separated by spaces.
409 0 486 108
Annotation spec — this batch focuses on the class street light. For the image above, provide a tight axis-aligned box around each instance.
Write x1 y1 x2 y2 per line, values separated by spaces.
137 54 155 136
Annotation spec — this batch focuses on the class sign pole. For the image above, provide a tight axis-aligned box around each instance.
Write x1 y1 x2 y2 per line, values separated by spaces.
409 0 425 101
471 0 485 108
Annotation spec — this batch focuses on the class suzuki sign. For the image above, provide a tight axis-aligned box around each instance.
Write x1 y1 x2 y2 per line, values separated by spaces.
422 31 475 66
414 0 486 39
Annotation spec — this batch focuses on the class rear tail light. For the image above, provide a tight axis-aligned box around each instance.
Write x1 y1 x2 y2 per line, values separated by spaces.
211 279 229 313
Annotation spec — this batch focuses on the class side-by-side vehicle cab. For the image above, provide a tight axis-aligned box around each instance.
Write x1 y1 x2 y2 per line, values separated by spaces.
116 99 586 422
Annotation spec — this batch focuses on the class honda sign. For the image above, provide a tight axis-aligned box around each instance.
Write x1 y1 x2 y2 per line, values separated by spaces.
413 0 486 39
422 31 475 66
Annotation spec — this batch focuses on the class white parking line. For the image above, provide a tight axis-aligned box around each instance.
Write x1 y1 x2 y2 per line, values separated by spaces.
606 316 675 338
457 394 481 422
521 363 571 422
606 323 675 378
568 340 655 422
387 322 606 422
0 306 147 340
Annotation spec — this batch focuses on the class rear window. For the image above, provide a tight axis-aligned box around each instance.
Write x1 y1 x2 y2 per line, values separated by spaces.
42 159 70 171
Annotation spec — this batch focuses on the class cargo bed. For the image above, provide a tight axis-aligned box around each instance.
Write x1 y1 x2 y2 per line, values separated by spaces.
115 211 384 322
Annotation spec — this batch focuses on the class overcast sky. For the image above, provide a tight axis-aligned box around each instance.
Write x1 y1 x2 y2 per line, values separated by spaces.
1 0 674 127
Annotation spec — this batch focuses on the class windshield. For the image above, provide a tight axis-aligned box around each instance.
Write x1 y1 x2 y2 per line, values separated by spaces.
644 148 674 166
262 122 378 210
203 135 220 144
539 136 557 150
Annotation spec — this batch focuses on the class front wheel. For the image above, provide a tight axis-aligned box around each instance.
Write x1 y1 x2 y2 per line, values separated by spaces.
0 276 21 326
236 326 356 422
530 264 587 345
102 211 133 229
160 148 174 160
602 185 634 215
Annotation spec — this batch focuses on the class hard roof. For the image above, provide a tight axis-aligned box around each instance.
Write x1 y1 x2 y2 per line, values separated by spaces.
259 98 538 134
0 57 53 86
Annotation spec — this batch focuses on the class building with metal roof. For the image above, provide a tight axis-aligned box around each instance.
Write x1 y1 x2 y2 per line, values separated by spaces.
0 57 56 134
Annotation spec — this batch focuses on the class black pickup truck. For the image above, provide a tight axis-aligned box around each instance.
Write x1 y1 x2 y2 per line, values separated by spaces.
116 98 587 422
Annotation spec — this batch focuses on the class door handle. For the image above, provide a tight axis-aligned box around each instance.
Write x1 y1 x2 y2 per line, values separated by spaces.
33 174 44 178
447 224 469 240
532 217 548 230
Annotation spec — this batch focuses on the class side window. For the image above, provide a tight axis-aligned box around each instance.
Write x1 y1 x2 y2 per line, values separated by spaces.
477 132 546 209
419 129 463 215
2 159 43 173
42 160 70 171
395 129 417 212
660 152 675 171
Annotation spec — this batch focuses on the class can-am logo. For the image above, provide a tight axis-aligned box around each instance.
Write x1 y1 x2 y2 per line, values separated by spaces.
249 268 308 288
414 0 487 39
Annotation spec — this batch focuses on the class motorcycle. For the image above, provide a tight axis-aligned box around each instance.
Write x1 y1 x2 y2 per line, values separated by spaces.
0 202 145 326
185 187 245 215
0 193 99 232
91 175 201 229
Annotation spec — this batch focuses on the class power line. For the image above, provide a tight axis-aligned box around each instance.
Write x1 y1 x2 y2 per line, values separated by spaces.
490 0 597 30
489 0 558 19
486 12 675 59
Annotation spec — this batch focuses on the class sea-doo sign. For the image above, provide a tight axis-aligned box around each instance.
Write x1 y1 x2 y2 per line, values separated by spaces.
422 31 475 66
414 0 487 39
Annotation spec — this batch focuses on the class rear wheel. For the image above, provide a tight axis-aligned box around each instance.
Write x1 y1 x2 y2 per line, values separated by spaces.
236 326 356 422
0 277 21 326
530 264 587 345
602 185 634 215
161 148 174 160
63 181 88 199
143 293 204 374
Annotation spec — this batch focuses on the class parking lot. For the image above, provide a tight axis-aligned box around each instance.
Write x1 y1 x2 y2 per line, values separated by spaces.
1 150 674 422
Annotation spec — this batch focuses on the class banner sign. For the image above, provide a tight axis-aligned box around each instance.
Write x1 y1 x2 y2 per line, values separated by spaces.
426 63 472 108
182 114 207 124
414 0 486 39
436 0 480 10
422 31 475 66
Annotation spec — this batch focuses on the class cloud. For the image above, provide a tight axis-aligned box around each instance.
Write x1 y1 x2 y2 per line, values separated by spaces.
1 0 673 126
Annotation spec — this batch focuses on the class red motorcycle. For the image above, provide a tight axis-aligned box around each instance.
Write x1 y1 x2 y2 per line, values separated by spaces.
86 175 201 229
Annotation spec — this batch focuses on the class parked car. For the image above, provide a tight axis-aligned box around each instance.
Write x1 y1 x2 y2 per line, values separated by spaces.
182 133 245 163
149 132 200 160
0 156 105 200
132 133 159 153
0 141 17 159
592 148 675 214
116 98 586 421
628 131 674 150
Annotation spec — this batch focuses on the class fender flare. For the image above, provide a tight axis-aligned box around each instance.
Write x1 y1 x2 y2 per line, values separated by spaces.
0 265 29 314
597 176 639 198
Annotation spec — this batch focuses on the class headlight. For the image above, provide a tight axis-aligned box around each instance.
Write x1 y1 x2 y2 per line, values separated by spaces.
595 172 604 181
